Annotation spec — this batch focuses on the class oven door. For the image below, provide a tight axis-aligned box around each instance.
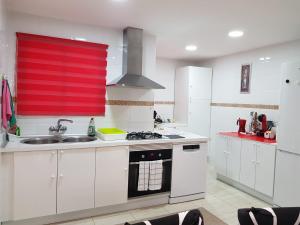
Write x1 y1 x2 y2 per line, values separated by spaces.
128 145 172 198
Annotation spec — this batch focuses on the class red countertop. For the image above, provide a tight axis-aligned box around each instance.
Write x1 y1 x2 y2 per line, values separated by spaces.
219 132 277 144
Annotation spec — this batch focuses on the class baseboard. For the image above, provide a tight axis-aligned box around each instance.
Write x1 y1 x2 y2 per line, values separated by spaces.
169 193 206 204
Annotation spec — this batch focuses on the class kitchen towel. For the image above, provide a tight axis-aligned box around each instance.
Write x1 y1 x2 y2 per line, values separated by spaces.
149 160 163 191
7 80 16 128
1 79 12 129
138 161 150 191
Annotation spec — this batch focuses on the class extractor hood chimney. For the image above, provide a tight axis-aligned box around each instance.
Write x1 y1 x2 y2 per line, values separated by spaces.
107 27 165 89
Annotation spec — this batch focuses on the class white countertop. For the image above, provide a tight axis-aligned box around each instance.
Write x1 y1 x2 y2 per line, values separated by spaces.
1 129 208 153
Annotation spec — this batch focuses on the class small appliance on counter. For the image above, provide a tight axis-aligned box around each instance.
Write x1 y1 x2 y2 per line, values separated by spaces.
237 118 246 133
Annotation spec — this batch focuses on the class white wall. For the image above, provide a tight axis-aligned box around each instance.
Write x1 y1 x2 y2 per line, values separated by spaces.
200 39 300 160
6 11 159 135
0 0 8 221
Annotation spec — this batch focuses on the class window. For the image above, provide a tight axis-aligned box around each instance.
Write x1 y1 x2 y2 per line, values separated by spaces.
16 33 108 116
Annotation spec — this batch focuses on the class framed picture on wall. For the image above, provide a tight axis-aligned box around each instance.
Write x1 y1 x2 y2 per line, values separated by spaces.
240 63 251 93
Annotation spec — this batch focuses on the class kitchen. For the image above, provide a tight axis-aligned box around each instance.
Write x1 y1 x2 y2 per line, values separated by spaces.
1 1 300 225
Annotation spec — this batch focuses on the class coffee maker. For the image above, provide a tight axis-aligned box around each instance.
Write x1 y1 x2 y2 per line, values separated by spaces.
237 118 247 133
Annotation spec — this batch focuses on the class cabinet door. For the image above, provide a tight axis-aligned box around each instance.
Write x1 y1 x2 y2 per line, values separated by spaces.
215 136 228 177
188 99 211 136
255 143 276 197
13 151 57 220
95 146 129 208
274 150 300 207
240 141 256 188
188 67 212 99
57 148 95 214
227 138 241 182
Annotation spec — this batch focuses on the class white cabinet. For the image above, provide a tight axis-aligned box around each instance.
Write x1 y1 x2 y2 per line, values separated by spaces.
57 148 95 214
95 146 129 207
174 66 212 136
239 141 276 197
255 143 276 197
215 136 241 182
13 151 57 220
215 136 227 177
240 141 256 188
217 135 276 198
274 150 300 207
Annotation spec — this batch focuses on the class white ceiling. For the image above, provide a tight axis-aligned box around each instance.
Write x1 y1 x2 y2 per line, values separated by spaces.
7 0 300 60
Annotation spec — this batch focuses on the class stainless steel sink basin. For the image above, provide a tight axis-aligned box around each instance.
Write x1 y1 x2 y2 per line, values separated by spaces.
21 137 60 145
21 136 97 145
62 136 97 143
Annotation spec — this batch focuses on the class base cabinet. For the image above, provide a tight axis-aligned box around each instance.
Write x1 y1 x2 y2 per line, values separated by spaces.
57 148 95 214
240 141 256 188
217 135 276 197
95 146 129 207
255 143 276 197
215 136 241 182
13 151 57 220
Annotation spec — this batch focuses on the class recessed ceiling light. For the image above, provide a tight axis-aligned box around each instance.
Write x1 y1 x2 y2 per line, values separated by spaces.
185 45 197 51
265 57 271 60
259 57 265 61
228 30 244 38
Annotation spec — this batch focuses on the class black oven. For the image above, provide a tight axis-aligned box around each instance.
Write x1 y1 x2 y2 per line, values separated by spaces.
128 146 172 198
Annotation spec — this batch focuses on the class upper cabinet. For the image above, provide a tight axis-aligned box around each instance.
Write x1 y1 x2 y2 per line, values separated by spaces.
174 66 212 136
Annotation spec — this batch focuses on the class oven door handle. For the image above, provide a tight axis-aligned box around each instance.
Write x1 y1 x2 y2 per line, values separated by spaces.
129 159 172 165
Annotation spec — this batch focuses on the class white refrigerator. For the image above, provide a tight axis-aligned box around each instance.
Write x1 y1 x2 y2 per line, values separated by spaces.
274 61 300 206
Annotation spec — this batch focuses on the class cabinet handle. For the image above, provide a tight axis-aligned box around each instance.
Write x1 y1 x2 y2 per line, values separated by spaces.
60 150 64 154
51 151 56 156
251 160 256 164
59 174 64 178
51 174 56 179
124 168 128 173
256 161 261 165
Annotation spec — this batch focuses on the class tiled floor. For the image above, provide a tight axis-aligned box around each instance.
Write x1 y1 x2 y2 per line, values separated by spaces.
56 165 270 225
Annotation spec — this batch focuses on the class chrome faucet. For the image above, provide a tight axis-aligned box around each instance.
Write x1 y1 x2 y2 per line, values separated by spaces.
49 119 74 135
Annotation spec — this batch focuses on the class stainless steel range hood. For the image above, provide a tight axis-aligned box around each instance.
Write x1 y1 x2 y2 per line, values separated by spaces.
107 27 165 89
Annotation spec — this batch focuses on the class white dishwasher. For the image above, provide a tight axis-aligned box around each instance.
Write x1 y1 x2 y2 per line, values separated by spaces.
169 143 207 203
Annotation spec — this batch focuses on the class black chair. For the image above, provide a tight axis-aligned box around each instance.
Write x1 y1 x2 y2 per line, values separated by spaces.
238 207 300 225
124 209 204 225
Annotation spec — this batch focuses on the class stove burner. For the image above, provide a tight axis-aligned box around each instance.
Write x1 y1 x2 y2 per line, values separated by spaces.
126 132 163 140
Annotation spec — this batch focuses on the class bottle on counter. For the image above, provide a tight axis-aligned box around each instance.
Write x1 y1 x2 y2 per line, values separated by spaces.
88 118 96 137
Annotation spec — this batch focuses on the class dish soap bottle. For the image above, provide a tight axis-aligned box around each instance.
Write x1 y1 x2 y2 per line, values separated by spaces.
88 118 96 137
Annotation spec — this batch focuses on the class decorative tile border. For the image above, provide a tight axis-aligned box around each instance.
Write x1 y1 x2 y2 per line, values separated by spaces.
211 102 279 110
154 101 175 105
106 100 154 106
12 97 175 107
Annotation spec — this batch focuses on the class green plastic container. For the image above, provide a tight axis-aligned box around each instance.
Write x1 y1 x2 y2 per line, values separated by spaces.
97 128 127 141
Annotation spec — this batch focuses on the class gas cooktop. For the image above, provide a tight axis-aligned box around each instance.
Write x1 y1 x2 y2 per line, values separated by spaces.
126 132 163 140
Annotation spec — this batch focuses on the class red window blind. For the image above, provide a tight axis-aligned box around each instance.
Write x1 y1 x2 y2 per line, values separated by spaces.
16 32 108 116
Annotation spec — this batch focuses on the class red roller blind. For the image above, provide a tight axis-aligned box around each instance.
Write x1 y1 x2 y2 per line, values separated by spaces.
16 32 108 116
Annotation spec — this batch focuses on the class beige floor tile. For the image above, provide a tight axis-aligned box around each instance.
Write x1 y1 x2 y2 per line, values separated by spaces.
130 205 169 220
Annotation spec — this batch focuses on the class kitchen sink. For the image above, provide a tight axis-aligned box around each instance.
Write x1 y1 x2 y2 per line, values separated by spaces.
62 136 97 143
21 135 97 145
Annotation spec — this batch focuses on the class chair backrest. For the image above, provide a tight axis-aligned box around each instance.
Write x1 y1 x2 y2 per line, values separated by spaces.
124 209 204 225
238 207 300 225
